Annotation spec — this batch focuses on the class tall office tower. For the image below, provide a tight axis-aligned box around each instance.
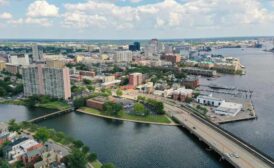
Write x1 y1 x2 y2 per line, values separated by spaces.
43 67 71 100
32 44 43 62
22 64 45 97
145 39 162 59
113 50 133 63
129 42 141 51
22 65 71 100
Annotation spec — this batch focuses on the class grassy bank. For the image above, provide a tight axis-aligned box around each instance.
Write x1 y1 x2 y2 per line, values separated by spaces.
91 160 103 168
79 107 172 124
0 98 69 110
36 101 70 110
0 99 26 105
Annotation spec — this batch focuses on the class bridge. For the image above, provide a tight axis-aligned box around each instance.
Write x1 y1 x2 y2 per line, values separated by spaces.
28 108 72 123
123 92 274 168
165 103 274 168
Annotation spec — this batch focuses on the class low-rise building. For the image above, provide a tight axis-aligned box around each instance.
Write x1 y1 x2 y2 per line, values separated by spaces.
215 102 242 116
129 73 143 87
182 67 217 77
181 76 200 89
198 61 214 69
0 61 6 71
86 97 108 110
79 71 96 77
196 95 225 107
173 88 193 102
161 54 181 64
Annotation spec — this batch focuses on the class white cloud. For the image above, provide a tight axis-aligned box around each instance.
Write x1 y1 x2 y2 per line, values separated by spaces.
0 12 12 19
27 0 59 17
25 17 51 26
8 18 24 25
0 0 8 6
62 0 274 31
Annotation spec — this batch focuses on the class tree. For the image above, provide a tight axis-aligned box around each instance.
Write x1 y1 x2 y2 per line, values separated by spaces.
0 160 10 168
67 149 87 168
0 87 6 97
83 79 92 85
73 97 86 109
101 163 116 168
8 119 21 132
73 140 84 148
34 128 49 143
137 96 146 102
103 102 123 116
87 85 95 91
87 153 97 162
82 145 90 154
133 103 147 116
116 89 123 97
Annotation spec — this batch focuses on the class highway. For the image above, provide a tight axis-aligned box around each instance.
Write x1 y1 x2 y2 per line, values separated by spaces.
123 92 274 168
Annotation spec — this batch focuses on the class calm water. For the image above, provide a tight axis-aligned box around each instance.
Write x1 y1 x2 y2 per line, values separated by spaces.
206 48 274 158
0 48 273 167
0 104 55 122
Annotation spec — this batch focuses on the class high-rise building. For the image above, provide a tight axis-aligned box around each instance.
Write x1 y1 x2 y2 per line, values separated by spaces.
144 39 162 59
129 42 140 51
22 65 71 100
46 59 66 68
8 54 30 66
129 73 143 86
43 67 71 100
22 64 45 97
32 44 43 62
113 50 133 63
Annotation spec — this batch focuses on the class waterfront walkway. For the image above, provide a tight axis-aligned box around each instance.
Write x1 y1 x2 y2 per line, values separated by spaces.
77 109 179 126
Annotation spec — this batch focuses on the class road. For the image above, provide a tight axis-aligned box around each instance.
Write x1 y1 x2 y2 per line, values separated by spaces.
123 92 273 168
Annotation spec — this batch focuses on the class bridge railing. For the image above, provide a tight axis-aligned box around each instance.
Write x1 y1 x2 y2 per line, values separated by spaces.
181 104 274 166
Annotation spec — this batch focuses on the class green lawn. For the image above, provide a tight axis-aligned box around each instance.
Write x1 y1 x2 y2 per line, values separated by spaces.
0 99 26 105
37 101 70 110
91 160 103 168
79 107 171 124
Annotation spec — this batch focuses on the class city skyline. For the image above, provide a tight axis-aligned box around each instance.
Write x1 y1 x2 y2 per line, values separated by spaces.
1 0 274 39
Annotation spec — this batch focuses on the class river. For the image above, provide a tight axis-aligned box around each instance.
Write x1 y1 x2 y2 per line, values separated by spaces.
0 47 273 168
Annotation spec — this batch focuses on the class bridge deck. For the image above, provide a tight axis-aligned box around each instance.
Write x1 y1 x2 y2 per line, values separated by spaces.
28 108 71 123
164 103 273 168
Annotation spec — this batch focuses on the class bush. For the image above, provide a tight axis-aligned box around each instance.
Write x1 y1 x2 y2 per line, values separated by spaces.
87 153 97 162
101 163 116 168
73 140 84 148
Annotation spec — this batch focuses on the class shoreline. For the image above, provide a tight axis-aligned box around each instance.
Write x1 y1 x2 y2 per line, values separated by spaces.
77 109 179 126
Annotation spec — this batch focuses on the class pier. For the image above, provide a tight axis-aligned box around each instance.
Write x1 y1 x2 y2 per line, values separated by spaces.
28 108 72 123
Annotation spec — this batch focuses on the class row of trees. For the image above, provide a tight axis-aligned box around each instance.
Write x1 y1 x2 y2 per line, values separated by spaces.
137 96 165 115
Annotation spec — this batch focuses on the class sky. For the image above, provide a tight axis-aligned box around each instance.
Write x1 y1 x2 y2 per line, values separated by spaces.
0 0 274 39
